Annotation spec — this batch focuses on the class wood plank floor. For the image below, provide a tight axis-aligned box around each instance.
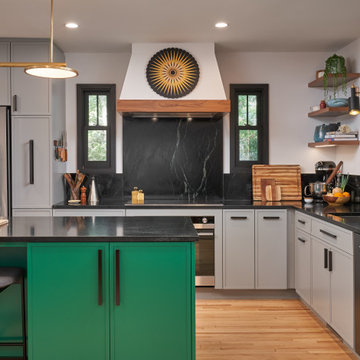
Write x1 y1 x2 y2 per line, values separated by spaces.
196 299 357 360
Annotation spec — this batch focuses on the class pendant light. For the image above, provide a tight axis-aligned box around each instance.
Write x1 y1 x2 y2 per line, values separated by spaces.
349 84 360 116
0 0 78 79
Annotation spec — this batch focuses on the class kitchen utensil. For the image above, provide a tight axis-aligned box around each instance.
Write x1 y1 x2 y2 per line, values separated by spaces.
252 165 302 201
265 184 281 201
304 197 313 204
88 176 99 205
304 181 327 199
260 179 276 201
325 161 343 185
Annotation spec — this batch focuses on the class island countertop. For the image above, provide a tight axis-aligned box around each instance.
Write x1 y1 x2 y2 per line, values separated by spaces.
0 216 198 243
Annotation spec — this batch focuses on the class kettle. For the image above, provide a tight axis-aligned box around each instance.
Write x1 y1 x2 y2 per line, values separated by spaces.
88 176 99 205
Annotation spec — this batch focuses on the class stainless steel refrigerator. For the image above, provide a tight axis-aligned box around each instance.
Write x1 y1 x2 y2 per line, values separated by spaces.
0 106 11 218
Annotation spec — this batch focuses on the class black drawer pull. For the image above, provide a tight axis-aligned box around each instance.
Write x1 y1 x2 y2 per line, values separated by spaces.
29 140 34 184
115 250 120 306
231 216 248 220
329 250 333 272
13 95 17 112
263 216 280 220
320 229 337 239
324 248 328 269
297 237 306 243
297 219 306 225
98 250 103 306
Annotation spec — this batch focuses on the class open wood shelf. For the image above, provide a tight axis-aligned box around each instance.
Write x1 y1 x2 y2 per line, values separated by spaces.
308 140 359 147
308 73 360 88
308 107 349 118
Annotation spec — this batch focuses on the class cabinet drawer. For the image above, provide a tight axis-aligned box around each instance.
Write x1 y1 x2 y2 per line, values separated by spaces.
295 211 311 233
53 209 125 217
311 219 353 255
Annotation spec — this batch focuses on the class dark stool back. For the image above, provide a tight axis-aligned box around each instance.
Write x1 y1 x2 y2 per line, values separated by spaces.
0 267 26 360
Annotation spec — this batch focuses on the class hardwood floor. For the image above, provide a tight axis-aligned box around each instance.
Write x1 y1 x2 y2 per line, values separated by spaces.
196 299 357 360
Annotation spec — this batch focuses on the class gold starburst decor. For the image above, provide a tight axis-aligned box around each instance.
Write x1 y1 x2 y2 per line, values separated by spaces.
146 48 200 98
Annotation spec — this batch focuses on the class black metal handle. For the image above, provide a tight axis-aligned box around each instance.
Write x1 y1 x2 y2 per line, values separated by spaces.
329 250 333 272
98 250 103 306
320 229 337 239
29 140 34 184
297 237 306 243
324 248 328 269
231 216 248 220
263 216 280 220
297 219 306 225
13 95 17 112
116 250 120 306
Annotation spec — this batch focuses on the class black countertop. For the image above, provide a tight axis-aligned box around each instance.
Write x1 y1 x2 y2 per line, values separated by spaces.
0 216 198 243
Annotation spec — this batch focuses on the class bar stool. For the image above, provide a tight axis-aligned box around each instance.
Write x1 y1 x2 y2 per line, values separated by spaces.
0 267 26 360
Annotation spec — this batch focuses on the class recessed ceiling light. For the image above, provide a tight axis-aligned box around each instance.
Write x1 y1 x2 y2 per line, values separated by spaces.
65 22 79 29
215 22 228 28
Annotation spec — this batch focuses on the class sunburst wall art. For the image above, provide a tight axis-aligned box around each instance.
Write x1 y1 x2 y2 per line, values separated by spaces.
146 48 200 98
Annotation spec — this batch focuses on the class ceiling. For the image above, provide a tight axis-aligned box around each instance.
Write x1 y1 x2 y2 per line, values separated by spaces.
1 0 360 53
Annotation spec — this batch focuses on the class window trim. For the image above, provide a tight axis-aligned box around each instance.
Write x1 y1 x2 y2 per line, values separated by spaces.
230 84 269 173
77 84 116 174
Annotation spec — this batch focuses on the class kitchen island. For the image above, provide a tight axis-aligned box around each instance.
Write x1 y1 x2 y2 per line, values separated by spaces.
0 216 197 360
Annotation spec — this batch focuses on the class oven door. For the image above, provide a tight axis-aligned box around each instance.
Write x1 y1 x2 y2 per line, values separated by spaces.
195 228 215 286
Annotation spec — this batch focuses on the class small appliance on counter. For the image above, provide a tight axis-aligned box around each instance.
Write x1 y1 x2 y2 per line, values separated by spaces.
315 161 336 182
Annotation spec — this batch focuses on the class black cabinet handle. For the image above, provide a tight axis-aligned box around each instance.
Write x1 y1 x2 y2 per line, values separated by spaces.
324 248 328 269
98 250 103 306
116 250 120 306
329 250 333 272
298 219 306 225
231 216 248 220
297 237 306 243
263 216 280 220
320 229 337 239
29 140 34 184
13 95 17 112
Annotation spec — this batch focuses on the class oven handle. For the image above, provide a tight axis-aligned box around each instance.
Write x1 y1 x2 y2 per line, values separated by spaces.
197 232 215 237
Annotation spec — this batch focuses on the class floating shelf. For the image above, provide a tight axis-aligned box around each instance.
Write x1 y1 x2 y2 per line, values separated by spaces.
308 73 360 88
308 107 349 118
308 140 360 148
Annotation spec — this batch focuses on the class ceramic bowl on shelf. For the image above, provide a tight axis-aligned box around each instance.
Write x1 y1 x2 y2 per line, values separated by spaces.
322 194 350 206
326 98 348 107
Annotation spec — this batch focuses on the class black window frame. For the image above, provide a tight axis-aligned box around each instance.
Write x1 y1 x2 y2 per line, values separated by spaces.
230 84 269 172
77 84 116 174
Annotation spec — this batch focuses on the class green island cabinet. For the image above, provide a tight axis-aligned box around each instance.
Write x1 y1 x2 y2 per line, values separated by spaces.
27 242 195 360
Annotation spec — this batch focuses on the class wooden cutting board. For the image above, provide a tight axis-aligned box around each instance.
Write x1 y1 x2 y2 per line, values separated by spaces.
252 165 302 201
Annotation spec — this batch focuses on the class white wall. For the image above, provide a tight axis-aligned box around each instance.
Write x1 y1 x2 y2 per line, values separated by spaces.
334 38 360 174
65 52 131 173
216 51 335 173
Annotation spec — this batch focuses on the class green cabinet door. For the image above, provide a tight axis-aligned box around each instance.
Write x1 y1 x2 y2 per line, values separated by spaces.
109 243 195 360
27 243 110 360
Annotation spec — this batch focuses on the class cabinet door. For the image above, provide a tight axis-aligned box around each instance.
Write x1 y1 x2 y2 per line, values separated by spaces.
255 210 287 289
28 243 109 360
330 248 354 347
12 117 51 208
11 42 50 115
223 210 255 289
311 237 330 323
0 42 10 105
295 229 311 304
110 243 195 360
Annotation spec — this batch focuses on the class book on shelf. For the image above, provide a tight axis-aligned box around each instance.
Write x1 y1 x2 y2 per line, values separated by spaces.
324 138 358 142
326 131 358 136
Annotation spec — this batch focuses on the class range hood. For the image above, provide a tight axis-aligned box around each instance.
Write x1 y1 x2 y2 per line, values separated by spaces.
117 43 230 117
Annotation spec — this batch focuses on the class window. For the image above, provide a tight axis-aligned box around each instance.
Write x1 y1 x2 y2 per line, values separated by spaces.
230 84 269 172
77 84 116 173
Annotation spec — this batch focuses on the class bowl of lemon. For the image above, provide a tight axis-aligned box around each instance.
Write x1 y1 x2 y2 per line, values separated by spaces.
323 174 350 206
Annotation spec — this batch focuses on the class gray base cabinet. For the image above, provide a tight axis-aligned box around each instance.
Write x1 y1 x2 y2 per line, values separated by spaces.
223 210 255 289
0 42 10 106
255 210 287 289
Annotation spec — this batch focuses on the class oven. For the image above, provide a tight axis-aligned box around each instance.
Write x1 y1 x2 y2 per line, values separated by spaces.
192 216 215 287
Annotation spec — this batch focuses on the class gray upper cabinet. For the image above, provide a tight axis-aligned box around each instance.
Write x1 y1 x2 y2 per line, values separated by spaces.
11 41 50 115
12 117 51 208
0 42 10 105
255 210 287 289
223 210 255 289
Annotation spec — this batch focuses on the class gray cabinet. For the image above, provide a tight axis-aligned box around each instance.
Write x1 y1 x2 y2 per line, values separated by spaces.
12 117 51 209
0 42 10 105
295 229 311 304
11 41 50 115
223 210 255 289
255 210 287 289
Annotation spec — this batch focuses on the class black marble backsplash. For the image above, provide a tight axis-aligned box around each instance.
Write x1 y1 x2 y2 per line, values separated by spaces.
123 117 223 200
